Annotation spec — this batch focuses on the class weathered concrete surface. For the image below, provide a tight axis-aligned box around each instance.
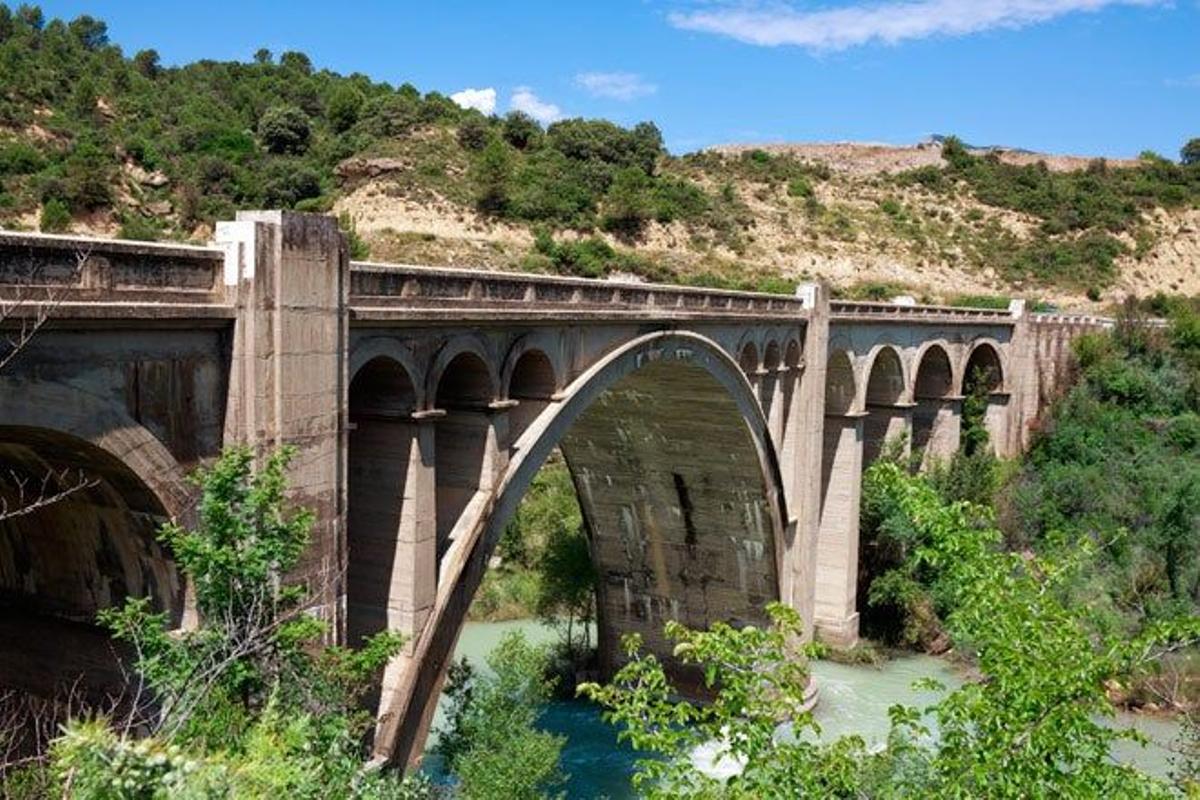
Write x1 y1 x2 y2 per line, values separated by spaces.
0 214 1110 764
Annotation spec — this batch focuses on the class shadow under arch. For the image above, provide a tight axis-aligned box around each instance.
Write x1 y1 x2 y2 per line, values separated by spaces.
0 422 184 708
376 331 791 766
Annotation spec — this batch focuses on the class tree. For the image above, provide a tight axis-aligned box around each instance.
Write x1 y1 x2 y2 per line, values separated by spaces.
327 85 364 132
253 47 272 64
38 198 70 232
67 14 107 50
436 631 565 799
1182 138 1200 167
258 105 312 155
45 447 423 797
471 138 512 214
582 463 1200 798
502 111 542 150
279 50 312 74
600 166 654 237
535 514 596 657
132 48 160 78
456 115 491 151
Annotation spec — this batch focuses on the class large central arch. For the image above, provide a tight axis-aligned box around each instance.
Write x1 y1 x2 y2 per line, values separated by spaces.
371 330 791 766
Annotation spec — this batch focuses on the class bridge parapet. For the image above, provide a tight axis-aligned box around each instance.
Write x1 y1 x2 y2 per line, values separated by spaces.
351 262 809 322
0 231 229 320
831 298 1017 325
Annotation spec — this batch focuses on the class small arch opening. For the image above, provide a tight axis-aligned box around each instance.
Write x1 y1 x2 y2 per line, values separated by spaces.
865 347 905 407
738 342 759 376
507 350 557 450
825 350 856 416
911 345 955 464
760 340 782 417
962 343 1005 455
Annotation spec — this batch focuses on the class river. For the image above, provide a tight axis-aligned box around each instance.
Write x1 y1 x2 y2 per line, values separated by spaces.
423 619 1185 798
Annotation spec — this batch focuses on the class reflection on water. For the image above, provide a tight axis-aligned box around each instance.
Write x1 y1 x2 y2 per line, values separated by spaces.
425 620 1184 799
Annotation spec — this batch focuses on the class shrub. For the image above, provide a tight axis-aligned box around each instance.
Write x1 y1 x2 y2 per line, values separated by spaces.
501 110 541 150
1182 138 1200 167
456 114 491 151
436 632 565 799
326 85 363 132
471 138 512 214
0 140 44 175
257 105 311 154
38 198 70 232
787 176 813 198
117 213 160 241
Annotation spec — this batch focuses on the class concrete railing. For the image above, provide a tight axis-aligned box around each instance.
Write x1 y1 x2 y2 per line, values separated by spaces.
830 298 1016 324
349 261 810 321
0 230 230 319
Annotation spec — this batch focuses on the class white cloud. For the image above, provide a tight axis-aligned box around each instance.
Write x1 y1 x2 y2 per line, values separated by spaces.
575 71 658 101
510 86 563 123
1165 74 1200 89
668 0 1165 52
450 87 497 115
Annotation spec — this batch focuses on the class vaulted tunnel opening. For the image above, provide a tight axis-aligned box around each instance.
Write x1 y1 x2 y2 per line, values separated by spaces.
0 426 180 726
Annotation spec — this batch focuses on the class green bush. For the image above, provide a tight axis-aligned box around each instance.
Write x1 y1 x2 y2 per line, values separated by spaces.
257 105 312 154
117 213 161 241
456 114 491 151
38 197 70 232
436 632 565 799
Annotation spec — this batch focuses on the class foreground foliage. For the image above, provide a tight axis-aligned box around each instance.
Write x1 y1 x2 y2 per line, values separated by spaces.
582 463 1200 798
33 448 426 799
435 632 565 800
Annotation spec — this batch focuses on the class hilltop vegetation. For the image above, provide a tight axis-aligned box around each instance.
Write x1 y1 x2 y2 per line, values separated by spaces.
2 4 1200 307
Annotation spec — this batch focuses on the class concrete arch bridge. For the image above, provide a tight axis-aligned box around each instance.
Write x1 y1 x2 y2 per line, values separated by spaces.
0 212 1108 765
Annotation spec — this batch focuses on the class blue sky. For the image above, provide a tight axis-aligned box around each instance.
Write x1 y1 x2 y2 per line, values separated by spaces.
36 1 1200 158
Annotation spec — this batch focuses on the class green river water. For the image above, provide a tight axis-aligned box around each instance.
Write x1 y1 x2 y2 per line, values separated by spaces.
424 619 1185 798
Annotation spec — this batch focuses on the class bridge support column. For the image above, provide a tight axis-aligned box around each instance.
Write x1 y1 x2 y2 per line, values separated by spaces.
815 410 866 647
216 210 349 628
787 285 829 640
863 402 915 467
984 392 1012 457
914 396 962 468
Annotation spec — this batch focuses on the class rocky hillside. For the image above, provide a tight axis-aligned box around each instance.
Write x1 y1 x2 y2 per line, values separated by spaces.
2 5 1198 310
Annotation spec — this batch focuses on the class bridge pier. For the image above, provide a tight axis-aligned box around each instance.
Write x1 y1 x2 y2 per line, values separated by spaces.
215 210 349 630
863 401 914 466
913 396 962 469
814 410 866 646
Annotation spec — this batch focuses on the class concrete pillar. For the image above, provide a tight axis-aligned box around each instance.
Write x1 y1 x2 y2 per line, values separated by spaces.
863 402 914 467
787 285 829 640
984 392 1012 457
914 396 962 468
776 363 802 508
814 410 865 646
767 365 788 449
393 417 438 641
216 211 348 629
